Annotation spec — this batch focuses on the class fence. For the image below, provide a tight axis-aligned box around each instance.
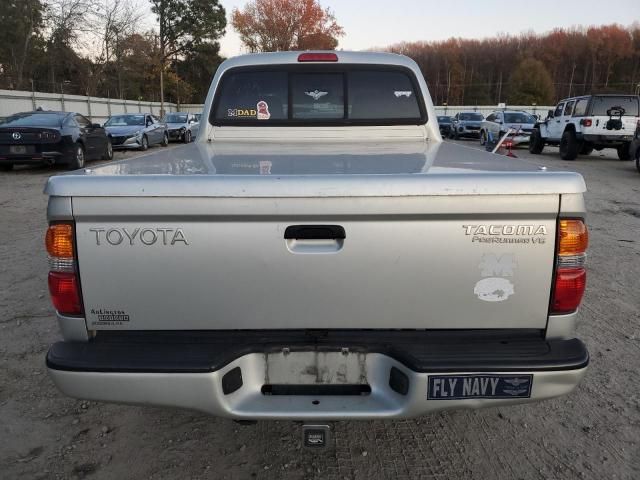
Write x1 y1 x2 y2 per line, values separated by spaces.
0 89 552 123
0 89 203 123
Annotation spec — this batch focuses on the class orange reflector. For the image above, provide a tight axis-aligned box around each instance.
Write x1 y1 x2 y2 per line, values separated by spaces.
46 223 74 258
558 219 588 256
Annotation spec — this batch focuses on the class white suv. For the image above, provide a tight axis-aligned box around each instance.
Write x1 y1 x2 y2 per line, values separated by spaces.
480 110 536 146
530 95 640 160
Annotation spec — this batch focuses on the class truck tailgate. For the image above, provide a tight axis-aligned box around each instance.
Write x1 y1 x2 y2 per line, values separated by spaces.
72 192 559 331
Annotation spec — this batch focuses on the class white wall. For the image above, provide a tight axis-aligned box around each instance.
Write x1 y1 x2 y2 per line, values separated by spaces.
0 89 205 123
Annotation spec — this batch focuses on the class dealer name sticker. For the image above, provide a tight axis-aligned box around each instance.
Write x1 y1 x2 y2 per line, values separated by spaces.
428 374 532 400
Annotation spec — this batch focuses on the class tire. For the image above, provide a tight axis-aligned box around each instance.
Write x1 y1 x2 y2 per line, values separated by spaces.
102 138 113 160
161 132 169 147
184 130 192 143
529 128 544 154
617 143 632 161
560 130 578 160
140 135 148 151
635 146 640 174
480 130 487 146
0 163 14 171
579 143 594 156
67 143 85 170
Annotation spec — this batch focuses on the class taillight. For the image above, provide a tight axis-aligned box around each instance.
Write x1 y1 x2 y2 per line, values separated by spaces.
297 52 338 62
551 219 588 314
48 272 82 314
580 119 592 127
46 222 83 315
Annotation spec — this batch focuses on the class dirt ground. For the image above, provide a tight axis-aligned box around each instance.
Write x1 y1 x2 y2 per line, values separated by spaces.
1 140 639 480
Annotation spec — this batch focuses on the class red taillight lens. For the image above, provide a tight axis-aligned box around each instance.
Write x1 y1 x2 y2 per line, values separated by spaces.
552 268 586 314
297 52 338 62
580 119 592 127
48 272 83 315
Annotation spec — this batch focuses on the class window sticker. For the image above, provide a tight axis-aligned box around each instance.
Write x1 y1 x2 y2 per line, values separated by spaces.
259 160 272 175
227 108 257 118
305 89 329 101
257 101 271 120
394 91 413 98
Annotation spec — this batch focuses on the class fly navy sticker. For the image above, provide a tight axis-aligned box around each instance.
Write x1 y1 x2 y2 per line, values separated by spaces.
427 374 533 400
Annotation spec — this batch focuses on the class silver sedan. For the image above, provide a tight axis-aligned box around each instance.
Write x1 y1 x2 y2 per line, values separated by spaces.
104 114 168 150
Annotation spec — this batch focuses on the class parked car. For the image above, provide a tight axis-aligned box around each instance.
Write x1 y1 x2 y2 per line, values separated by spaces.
449 111 484 139
164 112 199 143
631 122 640 173
0 110 112 171
44 51 589 425
529 94 640 160
192 113 202 140
480 110 536 146
436 115 453 137
104 113 168 151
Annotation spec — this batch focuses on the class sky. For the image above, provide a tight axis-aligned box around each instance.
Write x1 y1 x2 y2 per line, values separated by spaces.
136 0 640 57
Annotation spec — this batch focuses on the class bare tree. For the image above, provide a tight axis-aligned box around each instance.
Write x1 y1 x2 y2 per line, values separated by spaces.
44 0 99 89
88 0 143 96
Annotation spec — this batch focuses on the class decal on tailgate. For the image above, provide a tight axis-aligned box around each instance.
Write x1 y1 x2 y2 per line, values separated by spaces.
427 374 533 400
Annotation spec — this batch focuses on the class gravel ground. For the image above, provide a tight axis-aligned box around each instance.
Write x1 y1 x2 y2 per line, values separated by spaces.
0 140 639 480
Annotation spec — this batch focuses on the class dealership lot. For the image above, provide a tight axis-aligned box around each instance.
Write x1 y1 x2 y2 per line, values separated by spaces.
0 141 638 480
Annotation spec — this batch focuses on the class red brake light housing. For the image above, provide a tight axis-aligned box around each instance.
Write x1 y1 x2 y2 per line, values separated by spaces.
551 219 588 314
297 52 338 62
580 118 592 127
46 222 83 316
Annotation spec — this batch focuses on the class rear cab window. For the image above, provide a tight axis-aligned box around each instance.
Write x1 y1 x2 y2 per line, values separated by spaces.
212 65 425 126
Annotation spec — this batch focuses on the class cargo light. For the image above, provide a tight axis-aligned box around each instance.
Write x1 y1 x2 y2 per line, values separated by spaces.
297 52 338 62
551 219 588 314
46 222 83 316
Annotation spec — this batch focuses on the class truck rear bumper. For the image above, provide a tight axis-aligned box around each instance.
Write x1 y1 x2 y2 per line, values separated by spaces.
46 330 588 420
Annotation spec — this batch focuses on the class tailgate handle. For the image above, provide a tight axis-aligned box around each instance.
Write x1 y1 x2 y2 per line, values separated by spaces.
284 225 345 240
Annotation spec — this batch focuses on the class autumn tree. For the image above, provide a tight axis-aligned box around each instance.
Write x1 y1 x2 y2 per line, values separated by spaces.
507 58 554 105
88 0 143 97
231 0 344 52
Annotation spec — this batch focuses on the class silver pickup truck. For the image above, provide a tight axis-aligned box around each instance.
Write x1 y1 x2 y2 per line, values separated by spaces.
44 51 589 422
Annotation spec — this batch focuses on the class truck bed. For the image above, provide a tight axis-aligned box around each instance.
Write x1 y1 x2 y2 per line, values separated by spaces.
45 140 584 332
